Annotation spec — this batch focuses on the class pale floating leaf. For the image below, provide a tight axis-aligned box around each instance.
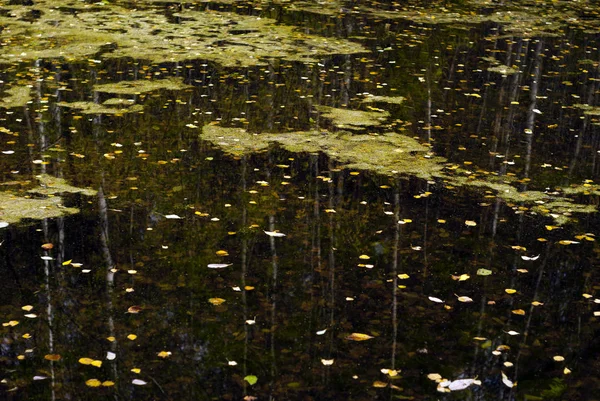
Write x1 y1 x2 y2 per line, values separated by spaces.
506 330 520 336
316 329 327 335
228 360 238 366
86 378 101 387
132 379 147 386
476 268 492 276
106 352 116 360
564 367 571 375
208 263 232 269
521 255 540 261
427 373 442 381
157 351 172 358
428 296 444 303
456 296 473 303
0 222 8 228
165 214 182 219
321 359 334 366
244 375 258 385
448 378 476 391
264 230 285 237
33 376 47 380
553 355 565 362
501 372 514 388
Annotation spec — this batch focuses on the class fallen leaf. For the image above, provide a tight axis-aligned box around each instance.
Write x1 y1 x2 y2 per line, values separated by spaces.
465 220 477 227
449 378 476 391
505 289 517 294
157 351 172 358
553 355 565 362
346 333 374 341
501 372 514 388
264 231 285 237
428 296 444 303
85 379 102 387
512 309 526 315
44 354 61 361
321 359 334 366
208 298 226 305
127 306 142 314
208 263 232 269
244 375 258 385
132 379 147 385
476 268 492 276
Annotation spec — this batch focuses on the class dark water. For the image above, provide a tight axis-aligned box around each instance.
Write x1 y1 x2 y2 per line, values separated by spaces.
2 1 600 400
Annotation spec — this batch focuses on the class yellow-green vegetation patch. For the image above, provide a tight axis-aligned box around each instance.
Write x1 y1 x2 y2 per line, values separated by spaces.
317 106 390 130
573 104 600 116
0 85 32 108
0 192 80 224
487 65 518 75
202 124 599 224
57 101 144 115
0 175 95 224
102 98 136 106
29 174 97 196
0 0 366 66
93 78 192 94
361 95 406 105
201 125 445 179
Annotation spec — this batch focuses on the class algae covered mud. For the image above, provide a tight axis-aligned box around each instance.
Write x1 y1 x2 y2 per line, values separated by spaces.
3 0 600 399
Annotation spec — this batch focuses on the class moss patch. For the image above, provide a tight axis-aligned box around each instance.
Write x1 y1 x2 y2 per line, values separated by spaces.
0 0 366 66
0 85 32 108
201 125 445 179
0 175 96 225
317 106 390 130
29 174 97 197
57 101 144 115
361 95 406 105
93 78 192 95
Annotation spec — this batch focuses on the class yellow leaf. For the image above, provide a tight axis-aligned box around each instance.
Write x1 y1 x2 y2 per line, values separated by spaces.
346 333 374 341
216 250 229 256
359 254 370 260
91 360 102 367
157 351 172 358
373 381 388 388
531 301 544 306
102 381 115 387
22 333 31 339
537 238 548 242
2 320 19 327
553 355 565 362
85 379 102 387
208 298 226 306
106 336 116 342
21 305 34 312
505 289 517 294
397 274 410 279
563 367 571 375
44 354 61 361
559 240 580 245
131 368 141 374
62 259 72 266
465 220 477 227
511 245 527 251
127 334 137 340
457 296 473 302
583 293 593 298
545 225 559 231
79 358 94 365
458 274 470 281
512 309 526 315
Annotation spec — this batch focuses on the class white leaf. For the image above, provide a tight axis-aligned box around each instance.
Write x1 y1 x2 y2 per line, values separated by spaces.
448 378 475 391
106 352 116 360
132 379 147 386
506 330 520 336
521 255 540 261
0 222 8 228
33 376 47 380
428 296 444 303
316 329 327 335
165 214 182 219
501 372 514 388
264 230 286 237
228 360 237 366
40 256 53 261
208 263 232 269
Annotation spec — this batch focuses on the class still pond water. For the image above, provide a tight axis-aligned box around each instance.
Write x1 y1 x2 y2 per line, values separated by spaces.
2 0 600 400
